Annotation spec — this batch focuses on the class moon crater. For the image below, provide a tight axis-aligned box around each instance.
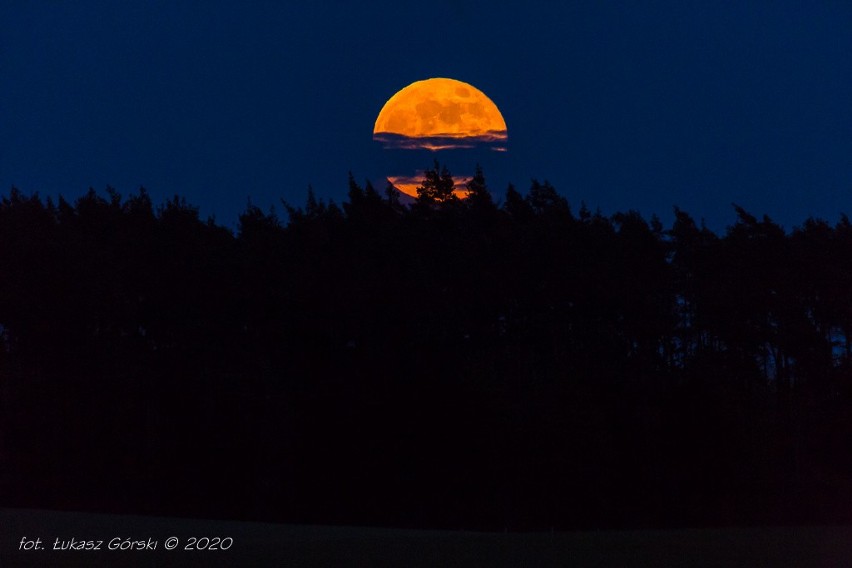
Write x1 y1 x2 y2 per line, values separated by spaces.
374 77 507 150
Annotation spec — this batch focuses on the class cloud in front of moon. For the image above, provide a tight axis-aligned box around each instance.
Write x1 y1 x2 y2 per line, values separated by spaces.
374 78 507 151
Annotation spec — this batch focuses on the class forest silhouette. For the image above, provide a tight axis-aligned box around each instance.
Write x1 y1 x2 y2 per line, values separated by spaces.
2 164 852 531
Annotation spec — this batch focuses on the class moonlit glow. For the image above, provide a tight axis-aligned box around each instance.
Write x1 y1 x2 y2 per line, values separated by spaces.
387 174 473 199
374 78 508 151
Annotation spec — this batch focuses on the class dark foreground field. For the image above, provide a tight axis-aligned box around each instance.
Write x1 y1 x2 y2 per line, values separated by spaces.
2 509 852 567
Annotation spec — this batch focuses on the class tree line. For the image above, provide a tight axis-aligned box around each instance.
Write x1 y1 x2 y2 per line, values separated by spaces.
1 163 852 530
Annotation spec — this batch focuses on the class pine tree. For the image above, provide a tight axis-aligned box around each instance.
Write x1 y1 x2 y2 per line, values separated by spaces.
416 159 457 205
465 164 495 213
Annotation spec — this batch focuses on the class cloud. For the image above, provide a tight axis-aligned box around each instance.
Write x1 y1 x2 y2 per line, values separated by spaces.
374 131 507 152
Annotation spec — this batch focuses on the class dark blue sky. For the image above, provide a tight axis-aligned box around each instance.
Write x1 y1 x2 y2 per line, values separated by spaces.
2 1 850 232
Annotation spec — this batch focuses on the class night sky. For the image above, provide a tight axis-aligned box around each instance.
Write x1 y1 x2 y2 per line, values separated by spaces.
2 1 850 232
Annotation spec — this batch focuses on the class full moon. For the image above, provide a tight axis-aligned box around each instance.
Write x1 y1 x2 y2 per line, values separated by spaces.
374 77 507 151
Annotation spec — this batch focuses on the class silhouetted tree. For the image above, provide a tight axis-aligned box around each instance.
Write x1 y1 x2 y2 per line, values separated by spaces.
465 164 495 214
416 159 457 206
3 177 852 531
527 179 571 220
503 182 532 223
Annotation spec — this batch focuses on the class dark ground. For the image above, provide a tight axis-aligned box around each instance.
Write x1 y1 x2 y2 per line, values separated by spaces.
2 508 852 567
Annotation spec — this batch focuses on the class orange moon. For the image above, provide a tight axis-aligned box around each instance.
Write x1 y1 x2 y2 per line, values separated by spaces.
373 77 507 151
